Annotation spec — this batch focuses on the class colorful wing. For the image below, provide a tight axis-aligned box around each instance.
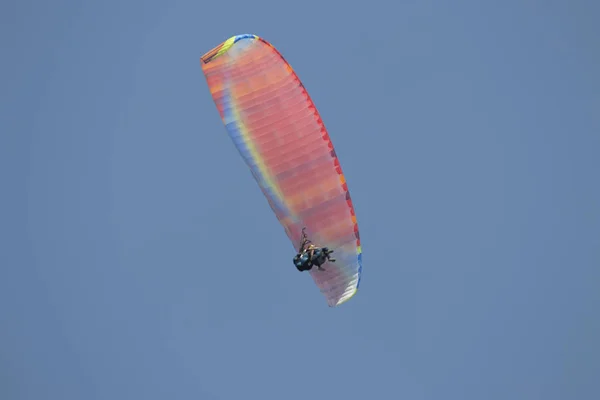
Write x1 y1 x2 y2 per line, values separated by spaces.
200 34 362 306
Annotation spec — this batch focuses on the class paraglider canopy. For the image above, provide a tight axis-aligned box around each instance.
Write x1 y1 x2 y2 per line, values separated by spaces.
200 34 362 306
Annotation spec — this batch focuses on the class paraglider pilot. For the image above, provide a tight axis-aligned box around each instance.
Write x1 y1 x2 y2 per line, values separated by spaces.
293 227 335 272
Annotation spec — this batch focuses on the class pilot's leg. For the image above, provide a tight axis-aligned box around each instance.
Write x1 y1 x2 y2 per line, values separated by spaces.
324 248 335 262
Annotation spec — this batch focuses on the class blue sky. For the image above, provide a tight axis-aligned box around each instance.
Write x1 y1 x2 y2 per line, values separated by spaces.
2 1 599 399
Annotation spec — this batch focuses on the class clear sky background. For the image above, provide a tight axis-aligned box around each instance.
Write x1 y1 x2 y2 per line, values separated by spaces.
2 1 599 399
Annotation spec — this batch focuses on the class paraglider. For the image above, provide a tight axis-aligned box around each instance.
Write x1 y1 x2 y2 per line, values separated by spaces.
199 34 362 306
294 227 336 272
